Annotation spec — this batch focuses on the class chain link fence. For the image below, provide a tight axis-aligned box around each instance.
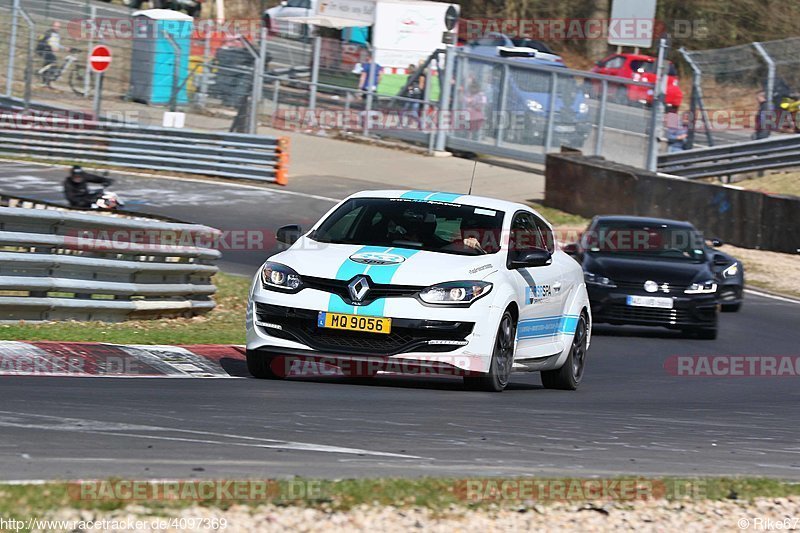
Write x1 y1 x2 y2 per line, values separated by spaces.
1 0 662 169
681 37 800 148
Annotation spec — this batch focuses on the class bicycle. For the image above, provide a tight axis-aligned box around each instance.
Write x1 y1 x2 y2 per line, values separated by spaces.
37 48 92 96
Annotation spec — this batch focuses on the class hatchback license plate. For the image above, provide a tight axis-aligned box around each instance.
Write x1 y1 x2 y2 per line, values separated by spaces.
626 295 673 309
318 312 392 334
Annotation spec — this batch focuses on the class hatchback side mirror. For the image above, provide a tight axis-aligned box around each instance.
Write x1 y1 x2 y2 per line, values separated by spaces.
562 242 579 256
276 224 302 245
510 249 552 269
708 237 723 247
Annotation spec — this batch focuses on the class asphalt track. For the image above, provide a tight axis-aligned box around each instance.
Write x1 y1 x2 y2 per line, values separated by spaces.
0 163 799 480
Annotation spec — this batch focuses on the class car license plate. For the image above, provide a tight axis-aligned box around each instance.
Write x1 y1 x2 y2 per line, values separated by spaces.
626 295 674 309
317 312 392 334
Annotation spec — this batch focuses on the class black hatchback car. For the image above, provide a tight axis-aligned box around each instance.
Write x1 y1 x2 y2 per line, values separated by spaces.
564 216 744 339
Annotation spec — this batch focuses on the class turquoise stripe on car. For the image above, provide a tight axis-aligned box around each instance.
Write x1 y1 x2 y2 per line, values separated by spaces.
399 191 462 203
326 246 419 317
517 315 580 340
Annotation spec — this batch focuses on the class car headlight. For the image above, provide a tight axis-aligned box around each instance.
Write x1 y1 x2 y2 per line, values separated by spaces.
260 261 303 292
419 281 492 305
685 280 717 294
584 272 616 287
722 263 739 278
526 99 544 112
578 102 589 114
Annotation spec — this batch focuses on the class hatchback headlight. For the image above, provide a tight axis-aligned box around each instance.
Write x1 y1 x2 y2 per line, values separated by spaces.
685 280 717 294
584 272 616 287
722 263 739 278
261 261 303 292
419 281 492 305
526 99 544 112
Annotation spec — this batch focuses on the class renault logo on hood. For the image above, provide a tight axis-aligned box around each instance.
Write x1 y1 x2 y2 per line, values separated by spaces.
348 275 370 303
349 252 406 265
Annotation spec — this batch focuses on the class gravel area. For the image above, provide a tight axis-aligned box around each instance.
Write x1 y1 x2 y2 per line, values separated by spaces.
39 498 800 532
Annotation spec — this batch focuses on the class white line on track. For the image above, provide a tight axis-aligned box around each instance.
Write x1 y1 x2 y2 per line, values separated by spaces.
0 411 422 459
744 288 800 305
0 159 341 203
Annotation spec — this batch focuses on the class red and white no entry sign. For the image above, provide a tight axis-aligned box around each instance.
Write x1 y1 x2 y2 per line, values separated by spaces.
89 45 112 73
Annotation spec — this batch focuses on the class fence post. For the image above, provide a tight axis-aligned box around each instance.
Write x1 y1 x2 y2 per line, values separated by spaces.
752 42 775 118
594 79 608 156
646 36 669 172
197 24 212 107
163 32 182 113
434 44 455 152
495 64 509 147
84 5 96 99
543 72 558 153
271 79 280 127
679 47 714 149
308 32 321 111
5 0 20 97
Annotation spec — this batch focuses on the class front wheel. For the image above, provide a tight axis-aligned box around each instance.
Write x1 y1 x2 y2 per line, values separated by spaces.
246 349 283 379
541 314 588 390
69 65 89 96
463 310 516 392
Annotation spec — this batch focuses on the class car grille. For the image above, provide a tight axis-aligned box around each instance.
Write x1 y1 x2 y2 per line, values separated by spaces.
614 280 691 294
303 276 424 306
255 303 473 356
605 303 691 324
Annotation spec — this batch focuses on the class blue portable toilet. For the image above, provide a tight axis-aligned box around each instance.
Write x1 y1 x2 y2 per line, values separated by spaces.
128 9 193 105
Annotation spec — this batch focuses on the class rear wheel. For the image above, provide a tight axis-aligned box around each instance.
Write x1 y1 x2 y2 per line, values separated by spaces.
246 349 282 379
541 314 588 390
463 311 516 392
69 65 89 96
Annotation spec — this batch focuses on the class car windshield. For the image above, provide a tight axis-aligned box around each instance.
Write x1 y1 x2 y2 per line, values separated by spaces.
630 59 678 76
584 222 706 261
311 197 505 255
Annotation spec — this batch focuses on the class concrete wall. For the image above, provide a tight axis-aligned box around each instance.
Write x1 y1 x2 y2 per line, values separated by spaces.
545 153 799 254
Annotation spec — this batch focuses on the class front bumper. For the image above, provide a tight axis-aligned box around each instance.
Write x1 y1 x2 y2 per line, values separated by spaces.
246 286 502 375
588 285 718 328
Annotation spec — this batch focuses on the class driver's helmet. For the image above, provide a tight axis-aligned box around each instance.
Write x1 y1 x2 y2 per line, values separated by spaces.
70 165 84 180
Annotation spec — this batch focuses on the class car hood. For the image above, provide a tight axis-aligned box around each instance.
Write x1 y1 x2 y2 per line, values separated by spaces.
584 254 712 285
269 238 501 286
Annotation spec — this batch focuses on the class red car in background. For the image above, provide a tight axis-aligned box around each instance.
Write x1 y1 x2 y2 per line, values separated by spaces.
591 53 683 110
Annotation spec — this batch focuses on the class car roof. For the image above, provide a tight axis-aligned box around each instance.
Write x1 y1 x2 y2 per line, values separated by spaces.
593 215 695 228
346 190 535 215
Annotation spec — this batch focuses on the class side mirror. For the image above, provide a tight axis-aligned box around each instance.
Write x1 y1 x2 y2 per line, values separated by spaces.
713 254 730 267
708 238 723 247
510 249 552 269
276 224 302 245
562 242 579 256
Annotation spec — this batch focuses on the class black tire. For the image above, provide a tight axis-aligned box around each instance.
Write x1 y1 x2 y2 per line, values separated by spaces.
721 302 741 313
69 65 88 96
246 349 282 379
463 310 516 392
541 314 588 390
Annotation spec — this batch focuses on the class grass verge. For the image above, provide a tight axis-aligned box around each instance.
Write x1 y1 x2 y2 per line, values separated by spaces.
729 171 800 198
0 273 249 345
2 477 800 518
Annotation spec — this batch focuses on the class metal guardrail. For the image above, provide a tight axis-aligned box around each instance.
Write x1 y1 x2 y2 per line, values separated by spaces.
657 135 800 179
0 204 221 322
0 114 290 184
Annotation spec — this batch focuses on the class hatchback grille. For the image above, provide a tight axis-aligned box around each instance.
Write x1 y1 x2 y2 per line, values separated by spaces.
606 304 690 324
255 303 473 356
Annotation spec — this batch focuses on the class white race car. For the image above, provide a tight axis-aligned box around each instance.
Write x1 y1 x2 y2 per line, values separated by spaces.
246 190 591 392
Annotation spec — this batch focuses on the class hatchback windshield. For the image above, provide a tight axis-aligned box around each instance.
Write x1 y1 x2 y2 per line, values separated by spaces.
311 198 505 255
584 221 706 261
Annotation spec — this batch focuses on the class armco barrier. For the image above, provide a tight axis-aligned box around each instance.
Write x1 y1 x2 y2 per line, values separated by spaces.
545 152 800 254
0 114 290 184
0 205 221 322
